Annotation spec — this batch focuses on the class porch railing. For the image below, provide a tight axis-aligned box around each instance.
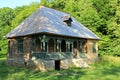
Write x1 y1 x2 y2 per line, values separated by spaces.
31 51 87 60
31 52 73 60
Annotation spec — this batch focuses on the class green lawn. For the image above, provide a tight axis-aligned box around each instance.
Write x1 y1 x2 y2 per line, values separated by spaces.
0 55 120 80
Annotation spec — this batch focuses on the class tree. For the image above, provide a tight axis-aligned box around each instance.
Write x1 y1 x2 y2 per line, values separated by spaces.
11 3 39 28
0 7 14 27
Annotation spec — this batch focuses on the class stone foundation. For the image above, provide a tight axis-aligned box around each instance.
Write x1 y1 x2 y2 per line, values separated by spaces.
6 57 90 71
61 58 89 69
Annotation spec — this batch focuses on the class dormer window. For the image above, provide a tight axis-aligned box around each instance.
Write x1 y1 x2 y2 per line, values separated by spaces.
62 16 73 26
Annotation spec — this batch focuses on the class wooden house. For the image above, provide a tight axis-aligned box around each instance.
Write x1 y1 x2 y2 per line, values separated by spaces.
5 6 100 71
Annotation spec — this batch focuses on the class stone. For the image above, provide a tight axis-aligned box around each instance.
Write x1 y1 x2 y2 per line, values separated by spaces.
44 60 54 70
60 58 89 69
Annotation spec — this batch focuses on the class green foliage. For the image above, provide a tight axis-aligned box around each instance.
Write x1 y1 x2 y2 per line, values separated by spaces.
0 7 15 55
12 3 39 27
0 7 14 27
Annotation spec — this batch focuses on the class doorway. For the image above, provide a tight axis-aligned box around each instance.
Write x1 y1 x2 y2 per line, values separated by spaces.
61 40 66 52
55 60 60 70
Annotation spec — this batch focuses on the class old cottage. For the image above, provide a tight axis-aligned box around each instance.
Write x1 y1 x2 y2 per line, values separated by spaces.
5 6 100 71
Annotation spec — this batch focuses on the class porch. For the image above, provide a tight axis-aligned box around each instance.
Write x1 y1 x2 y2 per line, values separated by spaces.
30 34 87 60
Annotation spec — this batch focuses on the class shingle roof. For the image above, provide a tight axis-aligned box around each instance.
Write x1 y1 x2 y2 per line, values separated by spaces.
5 6 100 39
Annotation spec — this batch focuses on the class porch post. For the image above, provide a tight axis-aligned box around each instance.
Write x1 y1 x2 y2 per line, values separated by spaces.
72 42 73 52
65 40 68 52
46 42 48 53
41 35 48 52
46 38 49 53
57 39 61 52
77 41 79 50
60 41 61 52
54 39 56 52
80 41 83 53
66 41 70 52
43 42 45 52
41 42 43 51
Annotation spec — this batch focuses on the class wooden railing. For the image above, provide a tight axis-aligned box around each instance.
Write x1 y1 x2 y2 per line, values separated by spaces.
31 52 73 60
31 51 87 60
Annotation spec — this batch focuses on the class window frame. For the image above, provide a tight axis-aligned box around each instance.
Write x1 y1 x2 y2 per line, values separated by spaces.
17 38 23 53
93 42 97 53
8 40 11 56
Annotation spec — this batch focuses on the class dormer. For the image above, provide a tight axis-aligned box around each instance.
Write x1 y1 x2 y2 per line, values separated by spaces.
62 16 73 26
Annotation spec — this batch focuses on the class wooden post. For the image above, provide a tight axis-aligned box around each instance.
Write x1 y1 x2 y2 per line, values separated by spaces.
43 42 45 51
80 41 83 53
66 41 70 52
77 41 79 50
41 42 43 52
57 39 61 52
71 42 73 52
54 39 56 52
60 42 61 52
46 42 48 53
65 40 68 52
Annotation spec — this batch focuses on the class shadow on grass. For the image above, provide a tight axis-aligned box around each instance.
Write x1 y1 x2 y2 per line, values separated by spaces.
0 58 28 80
25 68 86 80
0 59 12 80
57 68 85 80
101 65 120 76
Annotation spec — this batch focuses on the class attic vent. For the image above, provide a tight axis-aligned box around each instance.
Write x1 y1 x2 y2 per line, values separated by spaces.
62 16 73 26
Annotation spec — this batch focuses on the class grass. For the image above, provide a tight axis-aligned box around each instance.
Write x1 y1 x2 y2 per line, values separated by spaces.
0 55 120 80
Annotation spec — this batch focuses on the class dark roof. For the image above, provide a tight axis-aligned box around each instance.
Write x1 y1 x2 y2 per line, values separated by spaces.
5 6 100 39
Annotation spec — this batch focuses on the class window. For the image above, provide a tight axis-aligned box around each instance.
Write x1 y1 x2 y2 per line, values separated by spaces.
93 42 96 53
73 41 77 49
32 38 36 51
18 38 23 53
8 40 11 56
36 38 41 52
79 41 87 53
32 37 41 52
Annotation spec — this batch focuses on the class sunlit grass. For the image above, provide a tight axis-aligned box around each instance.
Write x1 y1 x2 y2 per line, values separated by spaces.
0 55 120 80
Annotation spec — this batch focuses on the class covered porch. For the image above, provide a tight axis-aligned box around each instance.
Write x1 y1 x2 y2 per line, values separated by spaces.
31 34 87 60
